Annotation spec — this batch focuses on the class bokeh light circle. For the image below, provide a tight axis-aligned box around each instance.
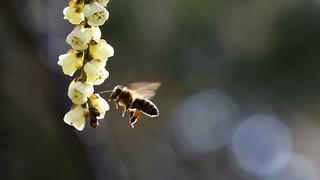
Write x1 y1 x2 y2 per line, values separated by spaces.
174 90 238 154
231 114 292 176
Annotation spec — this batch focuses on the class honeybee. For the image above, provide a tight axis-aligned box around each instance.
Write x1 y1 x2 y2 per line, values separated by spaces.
107 82 161 128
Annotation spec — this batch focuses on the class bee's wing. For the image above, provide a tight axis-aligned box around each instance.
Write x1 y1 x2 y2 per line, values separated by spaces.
128 82 161 99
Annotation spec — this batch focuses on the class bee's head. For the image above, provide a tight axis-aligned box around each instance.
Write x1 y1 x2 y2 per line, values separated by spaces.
109 85 124 101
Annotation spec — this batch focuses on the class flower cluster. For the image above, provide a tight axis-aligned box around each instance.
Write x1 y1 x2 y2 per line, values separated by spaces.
58 0 113 131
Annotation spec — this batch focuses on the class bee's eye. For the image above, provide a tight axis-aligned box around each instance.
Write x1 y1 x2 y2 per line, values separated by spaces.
109 88 122 101
115 88 122 94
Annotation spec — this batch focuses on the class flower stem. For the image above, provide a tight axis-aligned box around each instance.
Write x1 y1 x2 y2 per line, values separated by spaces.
80 48 91 82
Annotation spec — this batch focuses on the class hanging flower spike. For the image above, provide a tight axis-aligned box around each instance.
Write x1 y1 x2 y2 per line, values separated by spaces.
59 0 113 131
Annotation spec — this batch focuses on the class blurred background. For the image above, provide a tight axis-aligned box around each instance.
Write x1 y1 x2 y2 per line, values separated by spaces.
1 0 320 179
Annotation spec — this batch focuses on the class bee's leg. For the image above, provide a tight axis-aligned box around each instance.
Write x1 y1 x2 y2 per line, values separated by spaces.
128 109 135 127
122 107 126 117
130 110 141 128
122 104 130 117
115 102 119 109
130 117 137 128
129 110 134 119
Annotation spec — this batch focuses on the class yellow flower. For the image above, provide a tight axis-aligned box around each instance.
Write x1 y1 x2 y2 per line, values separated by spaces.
89 94 110 119
63 3 85 25
97 0 109 7
84 59 109 85
57 49 84 76
66 26 92 50
89 39 114 61
91 26 101 42
68 79 94 105
64 105 89 131
83 2 109 26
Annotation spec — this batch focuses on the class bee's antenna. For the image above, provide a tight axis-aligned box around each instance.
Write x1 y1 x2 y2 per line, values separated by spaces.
98 90 113 94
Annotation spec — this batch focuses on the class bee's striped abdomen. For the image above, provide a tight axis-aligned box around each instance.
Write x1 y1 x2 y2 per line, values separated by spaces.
131 98 159 117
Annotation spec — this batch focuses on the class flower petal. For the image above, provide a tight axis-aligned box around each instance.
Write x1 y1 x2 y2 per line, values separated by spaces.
68 80 94 105
57 50 84 76
64 105 89 131
91 26 101 41
89 39 114 61
84 2 109 26
89 94 110 119
97 0 109 7
84 59 108 85
63 5 85 25
66 26 92 50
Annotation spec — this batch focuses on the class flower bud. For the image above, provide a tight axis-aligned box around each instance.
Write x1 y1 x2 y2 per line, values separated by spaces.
68 79 94 105
64 105 89 131
57 49 84 76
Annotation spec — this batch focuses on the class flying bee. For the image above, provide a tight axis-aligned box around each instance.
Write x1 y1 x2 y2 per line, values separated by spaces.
103 82 160 128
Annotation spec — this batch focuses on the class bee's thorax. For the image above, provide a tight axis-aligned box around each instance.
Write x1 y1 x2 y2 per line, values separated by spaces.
118 89 134 108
